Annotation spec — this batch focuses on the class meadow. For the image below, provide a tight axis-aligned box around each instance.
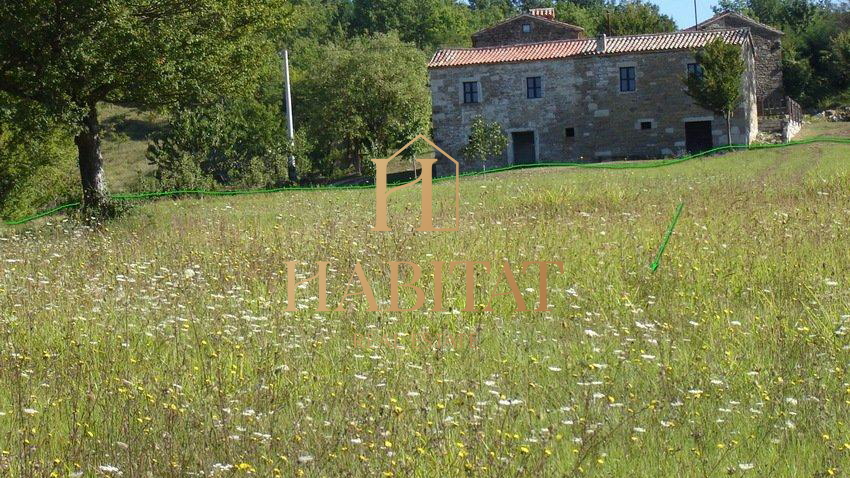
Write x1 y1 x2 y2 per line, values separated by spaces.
1 126 850 476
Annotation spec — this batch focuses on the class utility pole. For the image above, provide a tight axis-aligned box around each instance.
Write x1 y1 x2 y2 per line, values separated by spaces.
283 49 298 182
694 0 699 27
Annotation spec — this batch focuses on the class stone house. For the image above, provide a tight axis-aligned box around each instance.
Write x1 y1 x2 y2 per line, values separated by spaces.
472 8 585 47
688 11 785 108
428 9 760 172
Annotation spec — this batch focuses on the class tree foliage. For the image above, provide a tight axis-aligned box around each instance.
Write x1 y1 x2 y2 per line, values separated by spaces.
713 0 850 107
294 33 431 177
0 96 77 219
827 30 850 90
461 117 508 171
683 39 746 145
350 0 471 50
0 0 288 210
146 78 304 190
597 1 677 36
552 0 676 36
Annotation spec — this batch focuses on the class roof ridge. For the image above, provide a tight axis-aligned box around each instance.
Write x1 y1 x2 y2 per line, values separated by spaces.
428 28 751 68
605 27 748 40
440 37 593 53
436 28 749 54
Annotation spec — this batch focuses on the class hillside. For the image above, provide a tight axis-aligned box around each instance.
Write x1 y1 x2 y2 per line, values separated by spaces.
1 135 849 476
98 104 164 192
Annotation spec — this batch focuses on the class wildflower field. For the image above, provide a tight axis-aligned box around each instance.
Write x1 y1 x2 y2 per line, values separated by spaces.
2 133 850 476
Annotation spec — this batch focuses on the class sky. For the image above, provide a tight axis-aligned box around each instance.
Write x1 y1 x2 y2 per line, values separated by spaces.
653 0 722 29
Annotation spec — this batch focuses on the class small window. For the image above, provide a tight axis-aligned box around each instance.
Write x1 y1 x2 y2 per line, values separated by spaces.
640 121 653 130
619 67 636 92
687 63 704 80
565 127 575 139
526 76 542 99
522 23 532 33
463 81 479 104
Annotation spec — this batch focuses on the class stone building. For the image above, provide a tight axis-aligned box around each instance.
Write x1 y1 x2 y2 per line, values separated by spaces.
428 12 759 172
472 8 585 47
688 10 785 107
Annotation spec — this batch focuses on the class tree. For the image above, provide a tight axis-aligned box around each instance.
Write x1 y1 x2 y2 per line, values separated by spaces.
714 0 750 12
713 0 758 18
683 38 746 146
294 33 431 176
713 0 822 33
713 1 850 107
599 1 677 36
827 30 850 90
0 0 287 213
461 117 508 171
554 0 677 36
146 80 299 190
555 2 604 33
0 96 77 219
350 0 471 50
782 41 814 100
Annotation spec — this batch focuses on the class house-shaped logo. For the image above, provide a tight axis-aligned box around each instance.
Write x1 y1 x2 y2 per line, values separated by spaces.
371 135 460 232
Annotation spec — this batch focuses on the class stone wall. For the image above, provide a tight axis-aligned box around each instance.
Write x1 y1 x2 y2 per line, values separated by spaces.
784 117 802 141
472 16 584 48
698 18 784 106
429 47 758 174
743 40 760 139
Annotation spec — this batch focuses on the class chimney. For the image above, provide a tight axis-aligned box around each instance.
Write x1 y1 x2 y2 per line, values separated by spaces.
596 34 607 53
529 7 555 20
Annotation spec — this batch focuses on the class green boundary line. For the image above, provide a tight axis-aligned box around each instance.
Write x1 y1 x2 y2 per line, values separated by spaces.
4 135 850 226
650 202 685 272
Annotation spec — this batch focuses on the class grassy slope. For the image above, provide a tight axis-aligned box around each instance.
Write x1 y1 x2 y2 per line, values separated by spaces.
1 130 849 476
98 104 163 193
97 103 422 190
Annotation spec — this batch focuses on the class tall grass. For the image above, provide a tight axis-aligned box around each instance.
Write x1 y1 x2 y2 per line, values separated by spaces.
1 140 849 477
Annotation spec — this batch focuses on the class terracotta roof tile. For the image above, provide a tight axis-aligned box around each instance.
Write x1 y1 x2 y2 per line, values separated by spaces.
429 29 751 68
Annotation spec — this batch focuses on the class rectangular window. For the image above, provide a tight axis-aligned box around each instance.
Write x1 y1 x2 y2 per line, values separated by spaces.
463 81 479 104
640 121 653 130
687 63 704 80
565 127 575 139
526 76 542 99
619 67 636 92
522 23 532 33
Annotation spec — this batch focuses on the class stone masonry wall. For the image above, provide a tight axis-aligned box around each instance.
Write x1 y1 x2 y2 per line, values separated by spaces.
472 16 584 48
698 18 784 106
744 40 760 139
429 48 757 174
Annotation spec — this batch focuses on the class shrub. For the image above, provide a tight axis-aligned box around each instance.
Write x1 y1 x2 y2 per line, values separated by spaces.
0 119 77 221
147 94 301 190
461 116 508 171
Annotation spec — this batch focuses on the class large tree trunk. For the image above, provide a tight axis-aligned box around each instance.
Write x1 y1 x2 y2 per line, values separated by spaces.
74 105 108 210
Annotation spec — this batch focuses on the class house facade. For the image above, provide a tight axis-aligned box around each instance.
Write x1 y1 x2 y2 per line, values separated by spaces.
428 11 760 173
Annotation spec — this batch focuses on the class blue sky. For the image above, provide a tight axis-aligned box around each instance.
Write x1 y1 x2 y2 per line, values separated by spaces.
653 0 722 29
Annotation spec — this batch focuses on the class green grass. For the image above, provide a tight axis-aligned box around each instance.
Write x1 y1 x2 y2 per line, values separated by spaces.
798 116 850 139
98 103 164 193
1 132 849 477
